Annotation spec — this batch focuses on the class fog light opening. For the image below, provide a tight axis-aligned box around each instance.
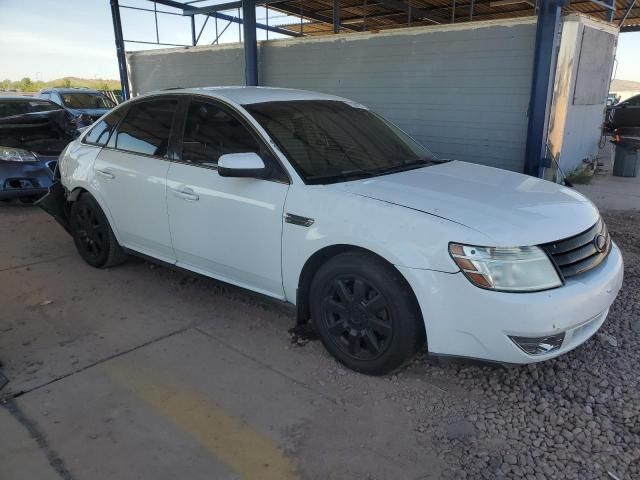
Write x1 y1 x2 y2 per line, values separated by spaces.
509 333 565 355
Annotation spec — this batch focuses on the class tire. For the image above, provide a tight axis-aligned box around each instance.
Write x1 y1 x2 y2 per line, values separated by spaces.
310 250 425 375
69 193 127 268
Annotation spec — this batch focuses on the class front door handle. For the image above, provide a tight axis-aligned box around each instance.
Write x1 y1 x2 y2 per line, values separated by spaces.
96 168 115 179
171 187 199 202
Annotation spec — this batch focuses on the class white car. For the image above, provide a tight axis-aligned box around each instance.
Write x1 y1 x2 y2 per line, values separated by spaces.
40 87 624 375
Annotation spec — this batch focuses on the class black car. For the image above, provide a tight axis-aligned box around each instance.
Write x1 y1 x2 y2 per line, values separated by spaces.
38 88 116 127
0 97 75 202
607 93 640 130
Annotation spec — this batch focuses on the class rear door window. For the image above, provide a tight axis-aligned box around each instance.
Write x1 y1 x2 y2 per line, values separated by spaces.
112 99 177 157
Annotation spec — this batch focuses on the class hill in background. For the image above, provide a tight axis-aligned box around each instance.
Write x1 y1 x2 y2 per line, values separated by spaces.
611 78 640 92
1 76 120 93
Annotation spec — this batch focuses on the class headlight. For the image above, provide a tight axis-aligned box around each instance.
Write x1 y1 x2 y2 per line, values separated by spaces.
449 243 562 292
0 146 38 162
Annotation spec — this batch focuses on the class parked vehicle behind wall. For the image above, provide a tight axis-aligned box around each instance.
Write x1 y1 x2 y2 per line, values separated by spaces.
607 93 640 130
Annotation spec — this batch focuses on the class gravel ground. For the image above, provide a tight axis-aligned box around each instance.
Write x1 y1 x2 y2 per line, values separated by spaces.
394 210 640 479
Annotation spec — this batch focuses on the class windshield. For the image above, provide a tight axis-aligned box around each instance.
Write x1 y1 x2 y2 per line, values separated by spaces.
0 99 61 119
245 100 436 184
61 93 116 109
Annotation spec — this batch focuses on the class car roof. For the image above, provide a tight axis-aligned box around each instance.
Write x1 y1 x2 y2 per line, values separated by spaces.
0 96 58 103
41 88 103 94
146 86 351 106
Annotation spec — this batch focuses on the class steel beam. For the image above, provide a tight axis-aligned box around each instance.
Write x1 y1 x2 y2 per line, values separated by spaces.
243 0 258 86
607 0 616 22
110 0 130 101
209 10 303 37
619 0 637 26
524 0 567 177
269 2 363 31
378 0 447 24
187 1 242 14
190 15 197 45
333 0 341 33
152 0 196 10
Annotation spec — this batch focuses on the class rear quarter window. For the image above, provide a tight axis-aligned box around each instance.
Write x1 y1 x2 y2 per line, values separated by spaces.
84 108 126 147
111 99 177 157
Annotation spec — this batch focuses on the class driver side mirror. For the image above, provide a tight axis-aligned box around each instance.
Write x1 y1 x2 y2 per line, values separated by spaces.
217 152 269 179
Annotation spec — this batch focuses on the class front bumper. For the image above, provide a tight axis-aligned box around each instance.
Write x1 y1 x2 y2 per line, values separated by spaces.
398 243 624 364
0 158 56 200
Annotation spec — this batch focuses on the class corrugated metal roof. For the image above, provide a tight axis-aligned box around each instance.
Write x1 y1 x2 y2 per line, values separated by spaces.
267 0 639 35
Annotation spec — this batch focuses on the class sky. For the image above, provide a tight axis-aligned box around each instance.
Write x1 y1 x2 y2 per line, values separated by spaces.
0 0 639 82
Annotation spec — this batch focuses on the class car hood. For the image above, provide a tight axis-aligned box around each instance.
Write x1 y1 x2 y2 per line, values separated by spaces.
0 110 75 156
332 161 599 246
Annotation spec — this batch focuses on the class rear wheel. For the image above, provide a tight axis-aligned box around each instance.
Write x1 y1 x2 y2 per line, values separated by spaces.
310 251 425 375
69 193 127 268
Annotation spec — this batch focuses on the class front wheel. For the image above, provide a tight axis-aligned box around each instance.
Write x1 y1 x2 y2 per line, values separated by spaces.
310 251 425 375
69 193 127 268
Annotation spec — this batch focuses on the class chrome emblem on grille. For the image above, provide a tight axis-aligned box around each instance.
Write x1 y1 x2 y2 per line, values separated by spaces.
594 234 607 253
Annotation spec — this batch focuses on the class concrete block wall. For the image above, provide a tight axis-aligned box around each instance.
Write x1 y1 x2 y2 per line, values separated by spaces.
127 18 537 172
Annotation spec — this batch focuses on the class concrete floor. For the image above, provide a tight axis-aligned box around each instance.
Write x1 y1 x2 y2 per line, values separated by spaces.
574 173 640 211
0 206 445 480
574 141 640 212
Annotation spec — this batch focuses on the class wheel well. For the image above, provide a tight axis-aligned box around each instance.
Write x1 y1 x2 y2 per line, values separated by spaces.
67 187 87 202
295 245 423 327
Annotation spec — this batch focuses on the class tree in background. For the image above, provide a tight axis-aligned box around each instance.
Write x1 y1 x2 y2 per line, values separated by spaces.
19 77 33 91
0 77 119 93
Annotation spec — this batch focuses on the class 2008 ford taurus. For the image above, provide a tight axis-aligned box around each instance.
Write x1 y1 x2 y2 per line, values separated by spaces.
40 87 624 375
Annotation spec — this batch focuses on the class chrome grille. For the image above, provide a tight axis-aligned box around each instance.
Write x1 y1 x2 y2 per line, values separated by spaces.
542 219 611 279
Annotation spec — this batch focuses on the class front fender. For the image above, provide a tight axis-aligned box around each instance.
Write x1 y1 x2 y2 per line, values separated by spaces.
281 185 492 304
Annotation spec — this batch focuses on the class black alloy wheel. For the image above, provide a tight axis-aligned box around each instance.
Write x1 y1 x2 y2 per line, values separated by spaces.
310 250 425 375
72 201 107 263
69 193 127 268
322 275 393 361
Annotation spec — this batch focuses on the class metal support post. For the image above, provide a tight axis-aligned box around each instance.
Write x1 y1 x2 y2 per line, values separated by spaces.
523 0 567 177
242 0 258 86
110 0 130 100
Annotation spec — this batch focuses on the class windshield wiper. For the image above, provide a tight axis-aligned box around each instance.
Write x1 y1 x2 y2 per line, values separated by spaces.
307 169 377 184
376 159 433 175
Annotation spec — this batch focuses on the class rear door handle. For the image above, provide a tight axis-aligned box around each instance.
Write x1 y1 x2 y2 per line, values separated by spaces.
171 187 199 202
96 168 115 179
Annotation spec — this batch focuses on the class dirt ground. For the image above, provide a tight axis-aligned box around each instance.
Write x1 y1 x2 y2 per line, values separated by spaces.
0 205 638 480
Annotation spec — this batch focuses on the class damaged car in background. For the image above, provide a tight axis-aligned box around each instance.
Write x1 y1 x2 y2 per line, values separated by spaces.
38 87 116 129
0 97 77 203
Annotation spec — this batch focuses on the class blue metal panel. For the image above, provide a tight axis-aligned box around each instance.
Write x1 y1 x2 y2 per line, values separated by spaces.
523 0 567 177
242 0 258 86
607 0 616 22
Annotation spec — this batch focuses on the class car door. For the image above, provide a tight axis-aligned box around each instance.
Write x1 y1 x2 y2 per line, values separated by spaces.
92 97 179 263
166 97 290 299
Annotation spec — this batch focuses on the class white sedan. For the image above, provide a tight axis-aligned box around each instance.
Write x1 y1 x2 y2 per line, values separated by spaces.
40 87 624 375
